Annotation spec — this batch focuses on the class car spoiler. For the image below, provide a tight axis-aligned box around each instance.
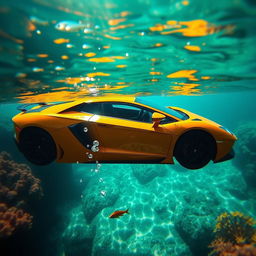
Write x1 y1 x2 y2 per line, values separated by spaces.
17 102 47 112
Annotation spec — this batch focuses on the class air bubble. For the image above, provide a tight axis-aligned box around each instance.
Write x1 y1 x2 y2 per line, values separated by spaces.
100 190 106 197
66 43 74 48
91 145 99 152
55 66 65 71
93 140 99 146
83 127 88 133
32 67 44 72
82 44 91 49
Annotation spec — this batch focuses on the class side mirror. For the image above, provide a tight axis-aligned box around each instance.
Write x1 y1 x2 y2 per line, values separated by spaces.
152 112 165 128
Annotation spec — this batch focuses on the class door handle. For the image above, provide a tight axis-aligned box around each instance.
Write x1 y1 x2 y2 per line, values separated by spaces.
98 123 108 127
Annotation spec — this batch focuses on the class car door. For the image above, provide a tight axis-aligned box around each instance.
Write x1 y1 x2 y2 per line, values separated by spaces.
50 103 101 162
90 102 175 162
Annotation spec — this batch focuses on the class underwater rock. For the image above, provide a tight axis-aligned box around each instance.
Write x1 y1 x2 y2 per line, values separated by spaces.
62 206 94 256
233 122 256 187
154 198 174 220
81 176 119 223
91 196 191 256
174 191 222 255
93 231 180 256
132 164 167 184
228 188 249 201
175 210 214 255
127 234 170 256
224 173 248 200
62 151 251 256
0 151 42 238
92 232 115 256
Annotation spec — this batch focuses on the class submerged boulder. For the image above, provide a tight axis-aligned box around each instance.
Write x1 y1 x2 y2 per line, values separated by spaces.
233 122 256 187
174 191 222 255
132 164 167 184
62 206 94 256
81 176 119 223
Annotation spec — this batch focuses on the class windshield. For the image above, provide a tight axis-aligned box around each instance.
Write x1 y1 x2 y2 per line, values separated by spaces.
135 97 189 120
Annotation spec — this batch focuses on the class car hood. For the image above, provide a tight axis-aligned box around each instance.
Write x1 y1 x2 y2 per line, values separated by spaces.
169 106 221 127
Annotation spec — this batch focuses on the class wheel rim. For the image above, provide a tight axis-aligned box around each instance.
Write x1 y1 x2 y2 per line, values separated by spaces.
182 137 211 165
175 131 215 169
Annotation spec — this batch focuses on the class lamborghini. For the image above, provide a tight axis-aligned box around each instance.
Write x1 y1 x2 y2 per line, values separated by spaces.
12 97 236 169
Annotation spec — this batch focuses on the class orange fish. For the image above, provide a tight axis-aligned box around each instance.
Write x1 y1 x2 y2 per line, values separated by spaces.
109 209 129 218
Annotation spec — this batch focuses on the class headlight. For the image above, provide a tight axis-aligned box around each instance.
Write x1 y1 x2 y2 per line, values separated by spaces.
219 126 233 135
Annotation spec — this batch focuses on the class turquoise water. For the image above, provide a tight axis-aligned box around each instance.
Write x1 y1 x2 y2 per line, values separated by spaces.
1 0 256 256
0 0 256 101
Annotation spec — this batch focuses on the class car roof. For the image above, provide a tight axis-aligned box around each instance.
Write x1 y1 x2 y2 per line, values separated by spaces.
83 96 136 103
41 96 136 114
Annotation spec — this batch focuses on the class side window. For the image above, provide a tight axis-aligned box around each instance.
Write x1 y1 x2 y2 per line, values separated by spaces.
64 102 177 124
160 116 176 124
79 103 103 115
102 103 154 123
111 104 141 119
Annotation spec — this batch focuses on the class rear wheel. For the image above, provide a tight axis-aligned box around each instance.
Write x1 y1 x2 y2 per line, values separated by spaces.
19 127 57 165
174 130 216 169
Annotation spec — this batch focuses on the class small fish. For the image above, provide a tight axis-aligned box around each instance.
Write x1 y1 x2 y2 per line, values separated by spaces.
55 21 89 32
109 209 129 218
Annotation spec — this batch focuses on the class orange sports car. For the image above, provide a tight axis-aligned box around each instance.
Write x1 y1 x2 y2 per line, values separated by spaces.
12 97 236 169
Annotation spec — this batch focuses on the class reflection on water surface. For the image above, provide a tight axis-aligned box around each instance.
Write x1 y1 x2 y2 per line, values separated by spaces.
0 0 256 102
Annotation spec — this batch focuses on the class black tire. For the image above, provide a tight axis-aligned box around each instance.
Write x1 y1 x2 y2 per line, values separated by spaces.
19 127 57 165
174 130 216 170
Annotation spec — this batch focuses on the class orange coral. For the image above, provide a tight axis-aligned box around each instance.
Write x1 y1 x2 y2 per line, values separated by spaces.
0 151 42 204
0 152 42 238
0 203 32 238
214 212 256 244
209 212 256 256
209 240 256 256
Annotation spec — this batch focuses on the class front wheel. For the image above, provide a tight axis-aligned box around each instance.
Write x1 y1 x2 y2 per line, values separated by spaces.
19 127 57 165
174 130 216 169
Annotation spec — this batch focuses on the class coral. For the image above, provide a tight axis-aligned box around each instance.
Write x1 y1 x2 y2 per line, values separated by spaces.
0 151 42 238
209 212 256 256
209 240 256 256
132 164 167 184
213 212 256 244
0 203 32 238
0 151 43 206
